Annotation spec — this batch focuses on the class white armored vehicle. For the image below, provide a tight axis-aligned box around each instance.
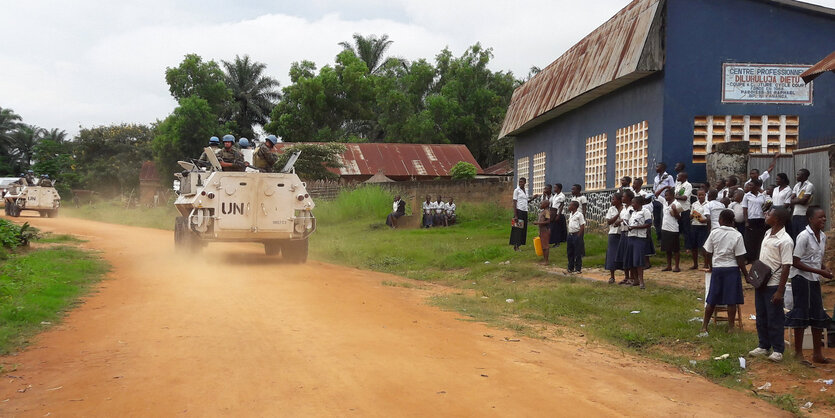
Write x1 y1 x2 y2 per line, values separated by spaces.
173 148 315 261
4 179 61 217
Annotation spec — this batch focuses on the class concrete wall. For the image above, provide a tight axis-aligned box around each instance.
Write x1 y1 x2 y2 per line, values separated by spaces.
513 73 665 194
664 0 835 183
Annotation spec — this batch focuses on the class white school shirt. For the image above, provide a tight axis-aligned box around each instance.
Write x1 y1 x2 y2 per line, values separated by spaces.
705 200 726 230
571 195 588 209
791 181 814 216
551 193 565 213
605 206 620 235
691 200 708 226
513 187 528 211
772 185 792 207
422 201 434 214
567 211 586 234
627 207 651 238
619 206 632 233
392 200 400 213
744 170 770 186
728 201 744 223
653 172 674 195
759 227 794 286
742 192 766 220
640 190 654 214
703 226 746 268
661 200 682 232
446 202 456 215
674 181 692 211
789 226 826 282
434 201 445 214
719 187 730 200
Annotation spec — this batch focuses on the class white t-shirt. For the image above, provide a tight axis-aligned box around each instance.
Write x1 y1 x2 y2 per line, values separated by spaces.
661 200 682 232
605 206 620 235
744 170 770 186
627 207 652 238
691 200 709 226
392 200 399 213
567 211 586 234
674 181 692 211
434 201 445 214
551 193 565 213
792 181 814 216
619 206 632 233
759 227 794 286
789 226 826 282
728 201 744 223
653 172 674 195
742 192 766 220
446 202 456 215
422 201 434 214
772 185 792 207
705 200 726 229
513 187 528 211
703 226 746 268
719 187 731 200
571 195 588 210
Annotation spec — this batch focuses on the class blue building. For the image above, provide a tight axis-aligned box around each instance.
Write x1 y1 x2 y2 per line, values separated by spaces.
502 0 835 194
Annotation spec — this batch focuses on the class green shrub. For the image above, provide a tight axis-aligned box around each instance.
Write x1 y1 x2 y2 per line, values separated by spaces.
0 220 40 248
450 161 477 180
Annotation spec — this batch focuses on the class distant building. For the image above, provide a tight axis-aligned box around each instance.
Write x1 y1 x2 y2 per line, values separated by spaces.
501 0 835 193
274 143 484 182
481 160 513 177
139 161 162 206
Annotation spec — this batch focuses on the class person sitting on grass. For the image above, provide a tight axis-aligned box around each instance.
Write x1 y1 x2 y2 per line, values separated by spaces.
661 188 682 272
386 195 406 229
700 209 748 337
422 195 434 228
626 196 652 289
445 197 456 225
532 199 551 265
785 206 833 366
749 207 793 363
566 200 586 274
605 192 624 284
434 195 446 226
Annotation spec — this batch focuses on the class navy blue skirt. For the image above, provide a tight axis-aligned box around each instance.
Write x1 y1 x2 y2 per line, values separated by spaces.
616 231 630 270
605 233 622 271
706 267 744 305
624 236 647 270
686 225 709 250
785 275 831 329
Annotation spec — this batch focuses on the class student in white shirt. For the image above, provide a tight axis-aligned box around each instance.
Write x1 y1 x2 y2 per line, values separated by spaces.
785 207 833 365
618 176 634 194
433 195 446 226
700 209 748 336
742 179 768 264
688 189 710 270
626 196 653 289
445 197 457 225
510 177 528 251
566 201 586 274
749 207 793 362
674 172 693 247
715 178 729 200
386 195 406 228
569 184 588 217
728 189 745 234
616 190 635 286
421 195 434 228
660 189 682 272
790 168 814 241
604 193 624 283
744 153 779 191
550 183 567 247
633 177 656 267
772 173 793 209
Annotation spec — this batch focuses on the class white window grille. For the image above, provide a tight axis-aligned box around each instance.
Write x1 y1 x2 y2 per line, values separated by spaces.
585 134 607 190
532 152 546 194
615 121 648 184
692 115 798 163
517 156 530 192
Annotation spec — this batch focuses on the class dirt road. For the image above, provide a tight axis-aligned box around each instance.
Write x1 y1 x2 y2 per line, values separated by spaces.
1 215 784 416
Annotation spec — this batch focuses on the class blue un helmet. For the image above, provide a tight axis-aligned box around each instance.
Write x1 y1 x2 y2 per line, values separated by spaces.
209 136 220 145
222 134 235 143
265 134 278 145
239 137 250 148
41 174 49 179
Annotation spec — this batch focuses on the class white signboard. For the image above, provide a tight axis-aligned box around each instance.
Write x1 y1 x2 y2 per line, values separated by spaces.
722 63 813 104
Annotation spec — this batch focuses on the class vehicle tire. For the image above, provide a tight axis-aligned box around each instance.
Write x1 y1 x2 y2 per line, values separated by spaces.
40 211 48 218
3 202 8 216
264 240 281 256
10 202 20 217
50 209 59 218
283 238 308 263
174 216 186 250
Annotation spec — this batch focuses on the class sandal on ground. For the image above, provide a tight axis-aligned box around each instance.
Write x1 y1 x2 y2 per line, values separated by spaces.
697 331 709 338
798 359 816 368
813 357 835 364
618 279 631 285
689 266 698 270
632 281 640 287
661 267 672 272
608 277 615 284
673 268 681 272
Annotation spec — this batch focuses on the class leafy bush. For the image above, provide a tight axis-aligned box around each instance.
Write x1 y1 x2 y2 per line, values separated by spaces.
450 161 477 180
0 220 40 248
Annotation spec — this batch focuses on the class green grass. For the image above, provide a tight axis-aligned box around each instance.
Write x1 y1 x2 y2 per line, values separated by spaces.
62 199 180 230
37 233 85 243
0 245 109 355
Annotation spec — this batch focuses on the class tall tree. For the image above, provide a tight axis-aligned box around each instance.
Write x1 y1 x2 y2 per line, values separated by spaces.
43 128 68 143
8 124 44 170
165 54 232 117
152 96 220 178
73 123 154 195
0 106 22 151
339 33 398 74
222 55 280 139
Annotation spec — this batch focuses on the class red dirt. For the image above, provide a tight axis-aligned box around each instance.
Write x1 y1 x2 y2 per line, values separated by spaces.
0 215 788 416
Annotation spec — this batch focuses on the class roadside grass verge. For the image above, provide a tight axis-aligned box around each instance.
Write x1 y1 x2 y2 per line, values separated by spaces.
37 233 85 243
61 199 179 230
0 242 109 355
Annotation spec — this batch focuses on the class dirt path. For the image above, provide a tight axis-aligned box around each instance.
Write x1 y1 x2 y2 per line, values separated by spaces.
1 215 786 416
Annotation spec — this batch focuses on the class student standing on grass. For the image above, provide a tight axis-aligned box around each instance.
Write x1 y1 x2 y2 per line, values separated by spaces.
566 201 586 274
700 209 748 336
422 195 434 228
772 173 793 237
653 163 675 243
617 190 635 286
661 189 683 272
728 189 745 234
550 183 567 248
688 189 711 270
626 196 652 289
790 168 814 241
674 172 692 248
743 179 768 263
570 184 588 218
786 206 833 366
510 177 529 251
749 207 793 362
605 192 624 283
633 177 656 269
532 200 552 265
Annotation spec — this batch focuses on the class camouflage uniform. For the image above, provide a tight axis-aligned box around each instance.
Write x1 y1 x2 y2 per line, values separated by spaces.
253 143 278 172
199 145 220 163
218 147 246 172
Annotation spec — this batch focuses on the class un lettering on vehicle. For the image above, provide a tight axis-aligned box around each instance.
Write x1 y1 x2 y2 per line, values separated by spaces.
221 202 245 215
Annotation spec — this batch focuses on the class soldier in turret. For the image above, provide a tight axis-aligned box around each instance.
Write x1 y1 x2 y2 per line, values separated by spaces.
199 136 221 164
253 134 280 172
217 135 246 172
39 174 53 187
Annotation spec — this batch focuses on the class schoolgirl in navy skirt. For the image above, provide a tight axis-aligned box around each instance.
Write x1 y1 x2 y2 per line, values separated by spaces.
616 190 635 285
625 196 652 289
604 193 624 283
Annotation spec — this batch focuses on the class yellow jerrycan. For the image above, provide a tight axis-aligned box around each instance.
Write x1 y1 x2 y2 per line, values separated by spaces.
533 236 543 257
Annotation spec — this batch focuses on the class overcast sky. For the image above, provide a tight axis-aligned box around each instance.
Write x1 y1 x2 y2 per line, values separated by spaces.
2 0 834 138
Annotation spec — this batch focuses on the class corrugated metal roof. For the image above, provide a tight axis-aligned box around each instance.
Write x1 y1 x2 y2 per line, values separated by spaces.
482 160 513 176
801 50 835 83
499 0 664 138
139 161 159 181
274 143 483 178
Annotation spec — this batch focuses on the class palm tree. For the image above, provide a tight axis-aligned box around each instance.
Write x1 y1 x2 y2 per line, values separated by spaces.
9 124 44 169
0 106 22 151
338 33 399 74
221 55 280 139
43 128 68 143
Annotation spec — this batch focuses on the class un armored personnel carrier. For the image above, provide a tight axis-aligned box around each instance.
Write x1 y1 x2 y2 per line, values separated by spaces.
173 147 315 262
4 181 61 217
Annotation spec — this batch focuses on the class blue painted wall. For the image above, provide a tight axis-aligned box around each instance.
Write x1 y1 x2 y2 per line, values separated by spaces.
664 0 835 182
514 73 665 194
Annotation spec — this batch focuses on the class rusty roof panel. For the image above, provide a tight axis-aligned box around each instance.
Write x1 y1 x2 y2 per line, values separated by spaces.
139 161 159 181
801 50 835 83
274 143 483 178
499 0 662 138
